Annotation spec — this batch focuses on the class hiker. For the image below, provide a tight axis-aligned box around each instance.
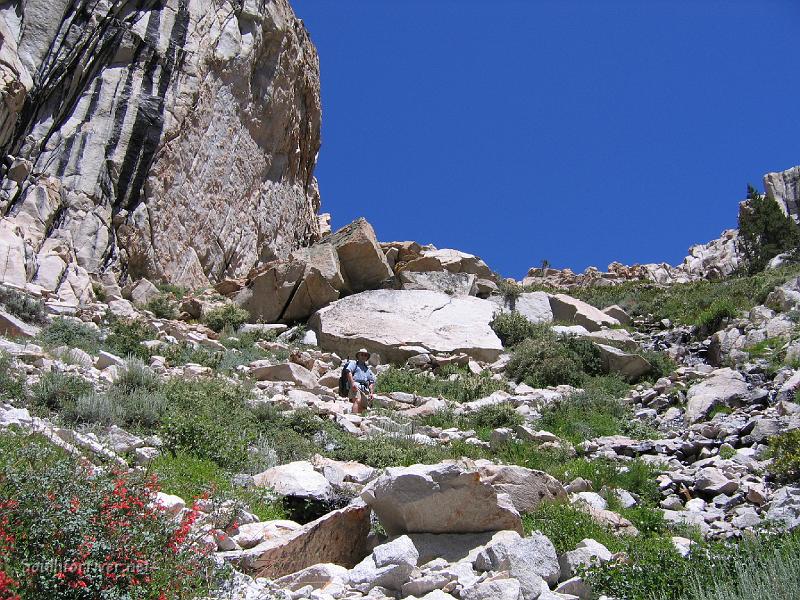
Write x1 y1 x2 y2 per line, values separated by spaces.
347 348 376 414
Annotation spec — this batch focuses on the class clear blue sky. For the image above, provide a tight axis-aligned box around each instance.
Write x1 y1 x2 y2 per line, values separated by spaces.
291 0 800 279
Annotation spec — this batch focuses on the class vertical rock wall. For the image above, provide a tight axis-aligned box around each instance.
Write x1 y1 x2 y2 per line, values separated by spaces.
0 0 321 293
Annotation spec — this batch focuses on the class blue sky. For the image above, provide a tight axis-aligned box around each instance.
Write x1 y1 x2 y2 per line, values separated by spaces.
291 0 800 279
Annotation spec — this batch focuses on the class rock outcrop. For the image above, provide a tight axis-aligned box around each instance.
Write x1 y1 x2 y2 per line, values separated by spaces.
765 165 800 222
309 289 505 363
0 0 321 293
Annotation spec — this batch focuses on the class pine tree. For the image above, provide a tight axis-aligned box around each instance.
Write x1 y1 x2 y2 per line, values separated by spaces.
738 184 800 273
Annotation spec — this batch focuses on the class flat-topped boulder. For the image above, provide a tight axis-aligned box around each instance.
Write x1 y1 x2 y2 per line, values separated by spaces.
361 463 522 536
548 294 620 332
309 289 504 363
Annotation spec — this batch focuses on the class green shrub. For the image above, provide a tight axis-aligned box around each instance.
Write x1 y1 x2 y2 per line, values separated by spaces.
145 293 178 319
768 430 800 482
202 304 249 333
468 402 524 432
506 326 606 388
160 378 258 470
640 350 677 381
39 317 101 354
739 184 800 274
696 297 738 333
30 371 93 412
376 366 508 403
0 285 46 324
0 352 25 402
490 311 538 346
0 430 216 599
103 318 157 360
677 533 800 600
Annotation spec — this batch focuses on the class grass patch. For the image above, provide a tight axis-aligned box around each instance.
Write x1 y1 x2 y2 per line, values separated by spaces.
376 366 508 402
150 453 286 522
768 429 800 483
30 371 93 413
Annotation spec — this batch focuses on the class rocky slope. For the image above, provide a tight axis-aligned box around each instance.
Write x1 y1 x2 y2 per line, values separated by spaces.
0 0 321 294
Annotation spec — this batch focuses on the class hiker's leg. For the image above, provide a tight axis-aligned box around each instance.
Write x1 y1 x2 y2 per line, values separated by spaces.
350 387 362 414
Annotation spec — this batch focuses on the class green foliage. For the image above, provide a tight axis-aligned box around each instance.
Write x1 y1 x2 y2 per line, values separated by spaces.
156 283 189 299
202 304 249 333
739 184 800 273
523 502 624 554
496 278 523 303
376 366 508 403
160 378 258 470
768 429 800 482
538 389 626 444
145 293 178 319
0 285 46 324
0 430 216 599
39 317 101 354
103 318 157 360
490 311 538 346
30 371 93 413
676 532 800 600
640 350 677 381
0 352 25 402
150 453 286 522
696 297 738 333
719 446 736 460
468 402 524 432
506 326 606 388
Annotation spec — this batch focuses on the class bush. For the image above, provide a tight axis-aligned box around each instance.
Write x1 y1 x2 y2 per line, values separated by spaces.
39 318 101 354
490 311 538 346
376 366 508 403
506 326 606 388
145 294 178 319
0 285 46 324
469 402 524 432
0 430 215 599
640 350 677 380
739 184 800 274
696 297 738 334
0 352 25 402
103 318 157 360
30 371 93 412
202 304 249 333
768 430 800 482
160 379 258 470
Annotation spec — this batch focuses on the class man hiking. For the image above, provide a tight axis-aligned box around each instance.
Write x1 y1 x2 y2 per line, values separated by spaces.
347 348 376 414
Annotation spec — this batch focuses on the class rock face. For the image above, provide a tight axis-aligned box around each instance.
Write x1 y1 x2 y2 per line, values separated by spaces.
309 289 504 363
685 368 751 424
360 463 523 536
765 165 800 222
0 0 321 291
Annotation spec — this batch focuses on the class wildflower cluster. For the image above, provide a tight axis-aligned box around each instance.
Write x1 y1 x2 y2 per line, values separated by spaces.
0 431 217 599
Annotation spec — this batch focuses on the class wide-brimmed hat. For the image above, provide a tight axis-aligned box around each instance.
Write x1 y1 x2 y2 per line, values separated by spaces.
356 348 371 359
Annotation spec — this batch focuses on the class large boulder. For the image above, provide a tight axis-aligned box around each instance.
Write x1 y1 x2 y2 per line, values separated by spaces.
474 462 567 514
399 248 494 279
475 532 560 595
310 289 504 363
491 291 553 325
361 463 523 536
230 503 371 578
0 308 40 339
399 270 477 296
0 0 322 289
595 344 651 380
548 294 620 332
249 361 318 389
684 368 751 424
327 218 393 293
764 165 800 222
253 461 333 502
